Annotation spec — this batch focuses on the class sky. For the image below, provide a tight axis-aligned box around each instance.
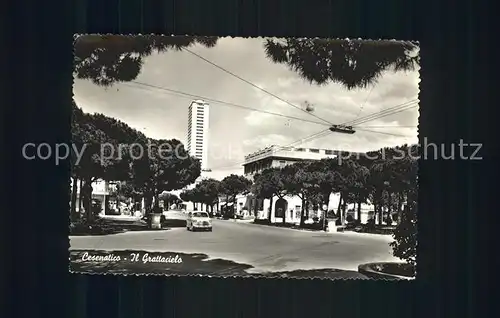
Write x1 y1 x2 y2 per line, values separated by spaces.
73 37 420 181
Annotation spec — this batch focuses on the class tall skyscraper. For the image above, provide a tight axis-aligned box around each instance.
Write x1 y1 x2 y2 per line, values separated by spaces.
187 100 210 172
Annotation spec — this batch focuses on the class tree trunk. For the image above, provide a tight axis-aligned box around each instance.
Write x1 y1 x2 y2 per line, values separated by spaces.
78 179 84 215
373 190 382 225
341 195 347 225
153 191 161 213
397 193 404 224
82 178 93 223
70 177 78 222
387 191 393 225
146 196 151 213
337 193 343 219
357 200 362 222
192 202 195 210
299 196 306 227
116 192 121 214
233 196 238 217
324 193 331 217
282 207 286 225
377 197 383 226
268 196 274 223
254 198 259 218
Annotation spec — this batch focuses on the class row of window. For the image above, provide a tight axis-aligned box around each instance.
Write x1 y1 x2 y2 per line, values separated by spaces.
288 147 336 155
188 130 204 137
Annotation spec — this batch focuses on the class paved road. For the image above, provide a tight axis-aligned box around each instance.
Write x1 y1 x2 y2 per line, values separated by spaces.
71 214 400 273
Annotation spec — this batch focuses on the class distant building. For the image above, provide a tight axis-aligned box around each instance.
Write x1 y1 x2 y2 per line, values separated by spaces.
240 145 375 224
243 145 341 178
187 100 210 171
174 100 211 210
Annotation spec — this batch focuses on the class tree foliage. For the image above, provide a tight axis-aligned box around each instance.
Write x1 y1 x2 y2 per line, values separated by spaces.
74 35 218 86
159 192 180 202
131 138 201 212
71 102 148 221
71 102 146 183
195 178 221 207
220 174 252 200
179 189 197 203
264 38 419 89
390 187 417 269
252 168 285 199
71 102 200 218
75 35 418 91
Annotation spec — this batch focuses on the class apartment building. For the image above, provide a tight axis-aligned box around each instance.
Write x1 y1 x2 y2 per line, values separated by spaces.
187 100 210 171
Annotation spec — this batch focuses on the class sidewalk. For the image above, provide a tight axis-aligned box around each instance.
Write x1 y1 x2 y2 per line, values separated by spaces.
233 219 394 240
99 214 142 221
230 217 255 223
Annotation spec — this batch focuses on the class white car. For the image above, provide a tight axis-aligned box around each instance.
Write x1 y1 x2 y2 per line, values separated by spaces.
186 212 212 232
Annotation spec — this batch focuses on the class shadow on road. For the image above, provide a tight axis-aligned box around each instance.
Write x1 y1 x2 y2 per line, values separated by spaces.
70 218 187 236
70 249 367 279
162 218 187 228
70 219 148 236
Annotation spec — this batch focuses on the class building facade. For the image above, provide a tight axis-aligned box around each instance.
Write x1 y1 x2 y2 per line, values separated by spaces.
240 145 375 224
187 100 210 171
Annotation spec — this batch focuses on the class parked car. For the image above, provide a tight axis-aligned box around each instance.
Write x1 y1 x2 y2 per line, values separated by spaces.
186 211 212 232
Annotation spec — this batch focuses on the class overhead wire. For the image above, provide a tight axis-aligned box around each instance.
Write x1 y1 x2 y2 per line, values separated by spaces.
127 80 417 133
182 47 419 133
355 128 412 138
123 81 416 170
125 81 330 127
209 101 419 170
123 46 419 171
354 125 417 128
345 99 418 126
182 47 334 126
352 84 375 121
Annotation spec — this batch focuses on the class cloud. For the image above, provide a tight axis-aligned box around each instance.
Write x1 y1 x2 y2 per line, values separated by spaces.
74 37 420 179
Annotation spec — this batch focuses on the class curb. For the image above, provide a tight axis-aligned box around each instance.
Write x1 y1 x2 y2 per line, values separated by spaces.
231 219 255 223
237 220 330 234
358 262 414 280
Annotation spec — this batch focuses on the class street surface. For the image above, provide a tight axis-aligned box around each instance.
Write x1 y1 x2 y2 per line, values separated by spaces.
71 212 400 274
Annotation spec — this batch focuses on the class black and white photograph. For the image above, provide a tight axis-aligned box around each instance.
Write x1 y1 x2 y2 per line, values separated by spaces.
67 35 419 279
